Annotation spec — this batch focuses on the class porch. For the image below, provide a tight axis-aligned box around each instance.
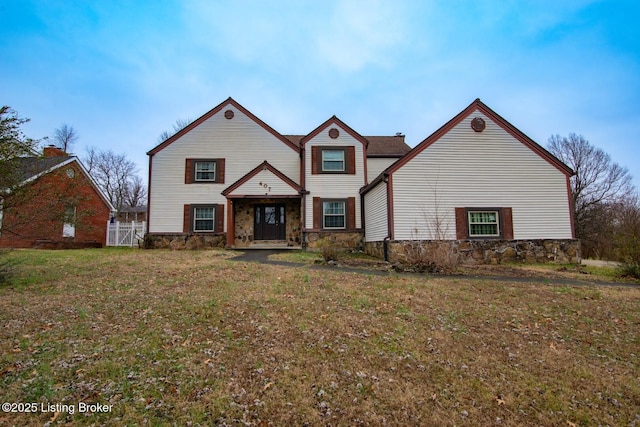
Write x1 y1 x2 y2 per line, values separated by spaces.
227 198 302 248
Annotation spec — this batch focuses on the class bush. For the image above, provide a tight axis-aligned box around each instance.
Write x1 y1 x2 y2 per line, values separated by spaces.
616 263 640 280
399 241 461 274
316 237 339 263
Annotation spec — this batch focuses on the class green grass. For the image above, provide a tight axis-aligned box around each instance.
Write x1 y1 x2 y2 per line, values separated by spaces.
0 249 638 426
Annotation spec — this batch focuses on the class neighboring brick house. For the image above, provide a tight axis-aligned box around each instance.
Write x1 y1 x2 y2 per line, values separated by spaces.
0 146 115 248
147 97 579 263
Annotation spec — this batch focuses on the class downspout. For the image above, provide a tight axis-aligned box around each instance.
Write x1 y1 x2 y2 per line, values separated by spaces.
383 235 390 262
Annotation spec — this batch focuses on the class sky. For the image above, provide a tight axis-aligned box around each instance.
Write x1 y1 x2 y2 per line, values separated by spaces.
1 0 639 189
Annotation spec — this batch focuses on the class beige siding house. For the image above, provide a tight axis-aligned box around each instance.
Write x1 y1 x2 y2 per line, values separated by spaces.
147 97 578 263
361 99 578 263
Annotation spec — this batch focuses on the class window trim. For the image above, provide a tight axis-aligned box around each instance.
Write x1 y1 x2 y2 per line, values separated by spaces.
322 199 346 230
321 148 346 173
467 210 500 237
191 204 216 233
193 159 217 182
194 160 217 182
465 207 503 239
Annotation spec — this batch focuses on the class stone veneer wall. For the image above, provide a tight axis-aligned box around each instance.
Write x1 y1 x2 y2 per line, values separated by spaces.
233 199 302 247
364 239 581 265
304 231 364 250
144 233 226 250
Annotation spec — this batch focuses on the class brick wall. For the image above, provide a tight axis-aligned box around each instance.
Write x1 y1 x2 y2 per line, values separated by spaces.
0 162 111 248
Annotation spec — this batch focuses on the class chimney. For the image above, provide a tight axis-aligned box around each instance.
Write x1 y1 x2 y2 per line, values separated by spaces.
43 145 67 157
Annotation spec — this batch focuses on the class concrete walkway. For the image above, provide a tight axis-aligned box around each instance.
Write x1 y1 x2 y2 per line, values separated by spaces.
230 250 639 288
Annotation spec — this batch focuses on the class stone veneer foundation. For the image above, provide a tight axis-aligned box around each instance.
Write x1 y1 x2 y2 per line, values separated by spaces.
364 239 581 265
303 231 364 250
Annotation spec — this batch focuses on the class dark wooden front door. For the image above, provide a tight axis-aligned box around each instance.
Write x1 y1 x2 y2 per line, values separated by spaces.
254 204 286 240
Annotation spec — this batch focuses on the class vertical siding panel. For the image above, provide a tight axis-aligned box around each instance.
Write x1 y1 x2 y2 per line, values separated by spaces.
455 208 466 239
185 159 193 184
313 197 321 229
346 146 356 175
347 197 356 229
311 147 319 175
502 207 513 239
217 159 225 184
183 204 191 233
216 204 224 233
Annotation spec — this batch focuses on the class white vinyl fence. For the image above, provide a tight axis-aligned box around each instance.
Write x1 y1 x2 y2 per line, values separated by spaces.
106 221 146 247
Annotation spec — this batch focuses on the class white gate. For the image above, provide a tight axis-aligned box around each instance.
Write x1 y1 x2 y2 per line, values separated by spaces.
106 221 146 247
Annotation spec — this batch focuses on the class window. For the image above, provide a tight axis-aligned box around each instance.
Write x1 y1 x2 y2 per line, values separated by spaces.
193 206 215 232
186 159 225 184
323 201 345 229
63 206 76 238
468 211 499 237
195 161 216 181
322 149 345 172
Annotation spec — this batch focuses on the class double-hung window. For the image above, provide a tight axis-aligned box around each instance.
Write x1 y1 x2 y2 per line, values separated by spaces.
193 206 215 232
195 161 216 182
323 201 345 229
322 149 345 172
468 211 499 237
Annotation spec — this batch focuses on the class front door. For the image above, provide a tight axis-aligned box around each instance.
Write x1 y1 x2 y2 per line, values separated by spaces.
254 204 286 240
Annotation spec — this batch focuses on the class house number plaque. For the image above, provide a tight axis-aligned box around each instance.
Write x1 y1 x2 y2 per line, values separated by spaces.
259 181 272 192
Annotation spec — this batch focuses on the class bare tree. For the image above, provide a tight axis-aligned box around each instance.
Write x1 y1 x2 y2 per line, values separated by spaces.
84 147 139 213
157 118 193 143
52 124 78 153
125 175 147 208
612 193 640 265
548 133 635 258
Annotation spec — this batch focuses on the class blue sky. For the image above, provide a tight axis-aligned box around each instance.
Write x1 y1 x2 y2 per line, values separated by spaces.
2 1 639 189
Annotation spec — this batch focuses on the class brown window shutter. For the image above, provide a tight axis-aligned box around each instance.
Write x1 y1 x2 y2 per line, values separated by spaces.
183 204 191 233
346 146 356 175
455 207 467 240
216 159 225 184
311 146 319 175
347 197 356 229
185 159 193 184
216 204 224 233
313 197 321 229
501 207 513 239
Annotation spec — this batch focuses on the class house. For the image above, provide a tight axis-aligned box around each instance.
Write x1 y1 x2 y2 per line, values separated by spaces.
147 98 579 263
116 205 147 223
0 146 116 248
361 99 578 263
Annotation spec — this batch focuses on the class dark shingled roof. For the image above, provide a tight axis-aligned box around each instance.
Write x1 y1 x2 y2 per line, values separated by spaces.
283 135 411 157
11 156 71 183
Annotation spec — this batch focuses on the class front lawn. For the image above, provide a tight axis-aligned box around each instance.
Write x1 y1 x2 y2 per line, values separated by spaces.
1 249 638 425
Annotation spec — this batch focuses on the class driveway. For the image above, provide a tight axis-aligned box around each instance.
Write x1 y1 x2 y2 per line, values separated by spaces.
230 249 638 288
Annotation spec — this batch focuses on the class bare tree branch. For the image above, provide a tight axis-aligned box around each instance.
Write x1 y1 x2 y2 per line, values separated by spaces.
83 147 143 213
52 124 78 153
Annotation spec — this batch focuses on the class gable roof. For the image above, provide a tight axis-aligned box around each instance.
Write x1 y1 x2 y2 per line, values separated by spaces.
299 116 369 148
11 156 70 183
7 156 116 212
362 99 574 195
222 160 303 197
147 97 300 155
387 98 574 177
